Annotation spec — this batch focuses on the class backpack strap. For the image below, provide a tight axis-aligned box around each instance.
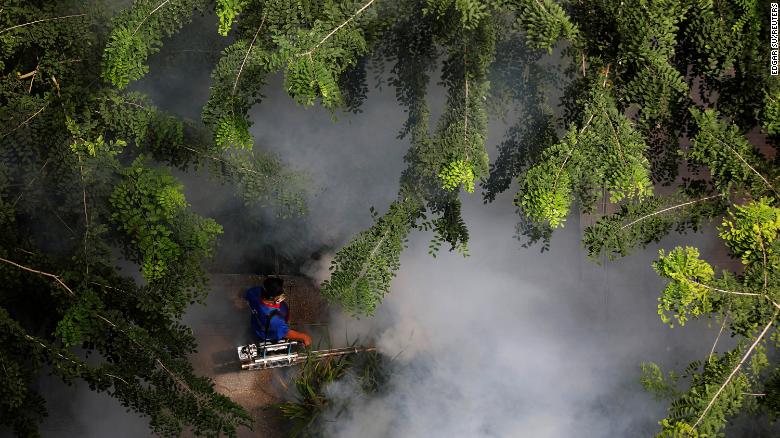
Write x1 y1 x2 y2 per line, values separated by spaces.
262 309 280 344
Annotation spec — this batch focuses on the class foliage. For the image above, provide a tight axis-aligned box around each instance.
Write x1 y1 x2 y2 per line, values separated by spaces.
111 157 190 282
516 83 654 229
216 0 249 36
12 0 780 434
320 200 421 316
583 191 727 261
646 199 780 434
653 247 716 327
687 108 775 196
480 0 780 435
0 0 311 435
515 0 578 52
719 199 780 268
641 362 680 402
439 159 476 193
102 0 209 89
100 0 504 315
654 350 756 437
278 351 387 437
481 30 559 203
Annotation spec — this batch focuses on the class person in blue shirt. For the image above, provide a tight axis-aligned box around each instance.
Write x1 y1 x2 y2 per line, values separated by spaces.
245 277 312 346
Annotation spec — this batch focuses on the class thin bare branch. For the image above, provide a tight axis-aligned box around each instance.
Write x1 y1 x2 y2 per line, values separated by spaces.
757 227 769 294
686 279 762 297
298 0 377 57
1 102 49 140
14 247 36 256
693 310 778 429
233 15 266 97
463 77 469 147
48 202 77 236
620 194 723 230
711 136 779 197
76 153 90 275
551 113 595 194
133 0 171 34
0 256 74 296
95 314 116 328
104 374 130 385
50 75 61 97
708 312 729 360
11 158 50 207
25 330 128 387
596 98 628 166
26 59 40 93
181 146 282 185
90 281 132 295
0 13 86 35
349 227 390 293
121 100 145 110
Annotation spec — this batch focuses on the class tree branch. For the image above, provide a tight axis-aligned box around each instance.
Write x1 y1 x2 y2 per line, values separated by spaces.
133 0 171 34
0 102 49 140
708 312 729 361
0 256 75 296
463 77 469 147
298 0 377 57
11 158 50 207
0 13 86 35
22 333 129 386
595 97 628 166
551 113 595 194
620 194 723 230
685 278 762 297
349 226 391 294
232 15 266 97
756 226 769 294
693 310 778 429
711 135 779 197
76 153 90 276
0 256 223 417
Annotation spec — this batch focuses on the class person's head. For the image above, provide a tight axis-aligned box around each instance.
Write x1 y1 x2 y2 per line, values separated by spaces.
262 276 284 300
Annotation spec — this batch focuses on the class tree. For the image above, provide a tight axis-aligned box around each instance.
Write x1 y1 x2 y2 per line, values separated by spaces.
100 2 780 432
102 0 504 316
509 1 780 436
0 1 305 435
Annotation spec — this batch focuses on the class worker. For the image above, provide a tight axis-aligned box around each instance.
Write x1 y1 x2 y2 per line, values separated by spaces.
245 276 312 347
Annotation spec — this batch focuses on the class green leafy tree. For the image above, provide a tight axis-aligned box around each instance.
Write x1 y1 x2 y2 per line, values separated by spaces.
101 0 505 315
500 0 780 435
1 1 306 435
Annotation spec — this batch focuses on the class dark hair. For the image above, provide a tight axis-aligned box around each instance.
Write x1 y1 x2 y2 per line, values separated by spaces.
262 277 284 299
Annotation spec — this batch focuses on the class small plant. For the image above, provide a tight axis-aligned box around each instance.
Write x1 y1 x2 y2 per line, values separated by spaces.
277 350 387 437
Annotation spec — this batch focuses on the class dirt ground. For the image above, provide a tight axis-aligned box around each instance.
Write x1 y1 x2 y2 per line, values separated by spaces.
186 274 330 438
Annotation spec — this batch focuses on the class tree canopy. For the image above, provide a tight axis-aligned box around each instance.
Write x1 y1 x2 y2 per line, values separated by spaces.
1 0 302 435
2 0 780 436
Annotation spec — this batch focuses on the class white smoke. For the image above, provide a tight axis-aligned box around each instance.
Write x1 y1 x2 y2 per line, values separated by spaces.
301 253 334 286
318 190 725 438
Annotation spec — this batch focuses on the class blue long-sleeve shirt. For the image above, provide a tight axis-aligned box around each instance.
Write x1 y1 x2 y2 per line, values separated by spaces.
245 286 290 342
